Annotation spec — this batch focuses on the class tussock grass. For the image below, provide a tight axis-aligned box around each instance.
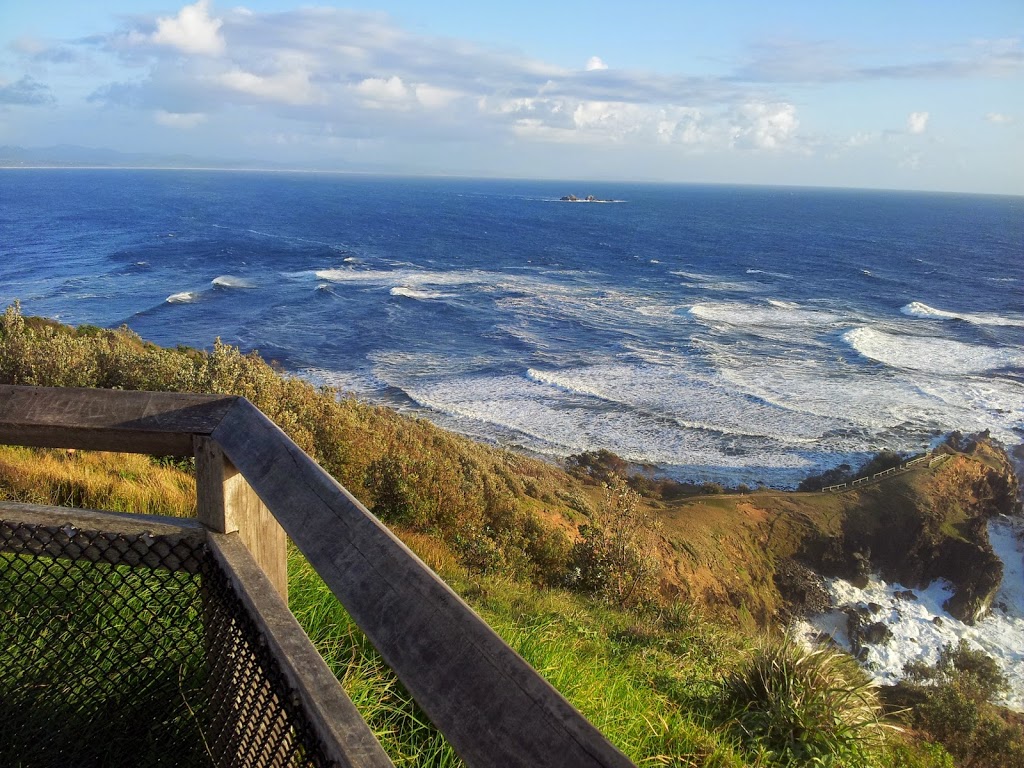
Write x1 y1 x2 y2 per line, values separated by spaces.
720 636 886 766
0 445 195 517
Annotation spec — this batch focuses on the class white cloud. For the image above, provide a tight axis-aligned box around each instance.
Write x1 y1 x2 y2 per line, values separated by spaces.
985 112 1014 124
736 102 799 149
414 84 461 110
907 111 930 134
486 95 800 151
153 109 207 128
354 75 411 109
585 56 608 71
152 0 225 56
218 57 320 105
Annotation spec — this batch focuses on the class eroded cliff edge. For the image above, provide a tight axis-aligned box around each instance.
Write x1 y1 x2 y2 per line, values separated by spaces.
656 435 1021 627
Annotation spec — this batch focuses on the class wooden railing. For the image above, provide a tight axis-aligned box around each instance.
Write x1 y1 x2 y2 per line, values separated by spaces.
0 385 635 768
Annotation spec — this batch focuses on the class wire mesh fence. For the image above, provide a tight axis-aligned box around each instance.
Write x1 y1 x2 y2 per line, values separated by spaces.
0 517 336 768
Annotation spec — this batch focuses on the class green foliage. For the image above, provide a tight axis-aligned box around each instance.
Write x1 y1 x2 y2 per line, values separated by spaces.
564 449 629 484
720 636 885 767
798 463 853 492
899 640 1023 768
567 481 661 608
856 450 906 477
0 302 572 583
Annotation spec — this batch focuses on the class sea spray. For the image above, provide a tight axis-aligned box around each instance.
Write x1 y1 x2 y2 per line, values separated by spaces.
795 515 1024 712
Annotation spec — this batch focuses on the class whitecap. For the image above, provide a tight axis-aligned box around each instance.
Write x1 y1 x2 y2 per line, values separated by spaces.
390 286 449 301
671 270 717 281
315 267 491 289
211 275 255 289
389 371 817 484
844 326 1024 374
901 301 1024 328
166 291 200 304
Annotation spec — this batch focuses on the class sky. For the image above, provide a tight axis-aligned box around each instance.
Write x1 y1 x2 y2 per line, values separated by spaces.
1 1 1022 193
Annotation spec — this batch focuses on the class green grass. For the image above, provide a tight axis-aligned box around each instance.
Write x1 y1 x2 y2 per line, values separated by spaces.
0 552 212 767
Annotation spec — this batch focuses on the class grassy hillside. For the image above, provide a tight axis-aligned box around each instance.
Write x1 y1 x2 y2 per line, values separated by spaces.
3 301 1021 765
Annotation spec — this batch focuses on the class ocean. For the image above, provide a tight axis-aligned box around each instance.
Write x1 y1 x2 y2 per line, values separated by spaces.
2 169 1022 487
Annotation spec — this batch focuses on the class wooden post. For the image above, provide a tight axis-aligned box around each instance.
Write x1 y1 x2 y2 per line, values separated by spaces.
195 435 288 601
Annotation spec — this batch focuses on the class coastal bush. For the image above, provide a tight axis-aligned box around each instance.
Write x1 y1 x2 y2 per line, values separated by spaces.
857 450 906 477
720 636 884 766
898 640 1024 767
798 463 854 492
0 301 576 585
567 481 661 608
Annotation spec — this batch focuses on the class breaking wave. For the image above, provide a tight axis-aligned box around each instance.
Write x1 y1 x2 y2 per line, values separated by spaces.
901 301 1024 327
211 275 255 289
166 291 200 304
844 327 1024 374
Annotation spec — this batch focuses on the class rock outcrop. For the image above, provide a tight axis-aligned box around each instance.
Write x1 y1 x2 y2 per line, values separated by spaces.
796 435 1020 625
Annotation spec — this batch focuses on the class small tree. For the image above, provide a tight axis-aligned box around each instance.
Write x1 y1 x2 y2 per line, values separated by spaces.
901 640 1023 767
567 480 661 608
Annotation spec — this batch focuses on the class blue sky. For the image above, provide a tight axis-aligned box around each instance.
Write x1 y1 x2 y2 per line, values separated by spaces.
1 1 1021 193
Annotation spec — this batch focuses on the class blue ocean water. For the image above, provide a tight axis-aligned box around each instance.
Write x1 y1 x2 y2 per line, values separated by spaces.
2 169 1022 486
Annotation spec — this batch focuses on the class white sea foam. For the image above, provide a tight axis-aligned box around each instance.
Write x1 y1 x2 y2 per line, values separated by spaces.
901 301 1024 328
390 286 450 300
845 326 1024 374
711 345 1024 450
315 267 491 289
211 275 255 289
747 268 794 279
690 301 844 329
300 366 388 395
795 516 1024 712
525 364 840 444
166 291 200 304
671 270 717 281
371 368 818 485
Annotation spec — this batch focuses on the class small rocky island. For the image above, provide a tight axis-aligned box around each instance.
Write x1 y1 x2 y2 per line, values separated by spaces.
560 194 613 202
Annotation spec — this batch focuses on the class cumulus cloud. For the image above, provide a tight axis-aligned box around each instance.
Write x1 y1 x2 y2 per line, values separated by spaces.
354 75 410 107
737 102 799 148
77 5 809 152
151 0 225 56
0 75 55 105
985 112 1014 124
217 55 320 105
154 109 207 127
488 95 799 150
907 111 929 134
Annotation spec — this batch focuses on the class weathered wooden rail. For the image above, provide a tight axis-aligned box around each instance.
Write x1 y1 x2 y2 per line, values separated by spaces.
0 384 635 768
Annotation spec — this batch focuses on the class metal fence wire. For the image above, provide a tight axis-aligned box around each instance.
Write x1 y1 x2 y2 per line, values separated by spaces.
0 518 337 768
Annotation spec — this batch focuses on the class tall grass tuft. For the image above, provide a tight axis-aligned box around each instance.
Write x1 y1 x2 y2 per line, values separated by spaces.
720 635 885 767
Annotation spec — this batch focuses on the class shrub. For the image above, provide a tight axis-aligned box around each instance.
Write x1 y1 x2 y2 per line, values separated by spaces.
899 640 1023 767
798 463 853 492
564 449 629 485
720 636 884 766
567 481 661 608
